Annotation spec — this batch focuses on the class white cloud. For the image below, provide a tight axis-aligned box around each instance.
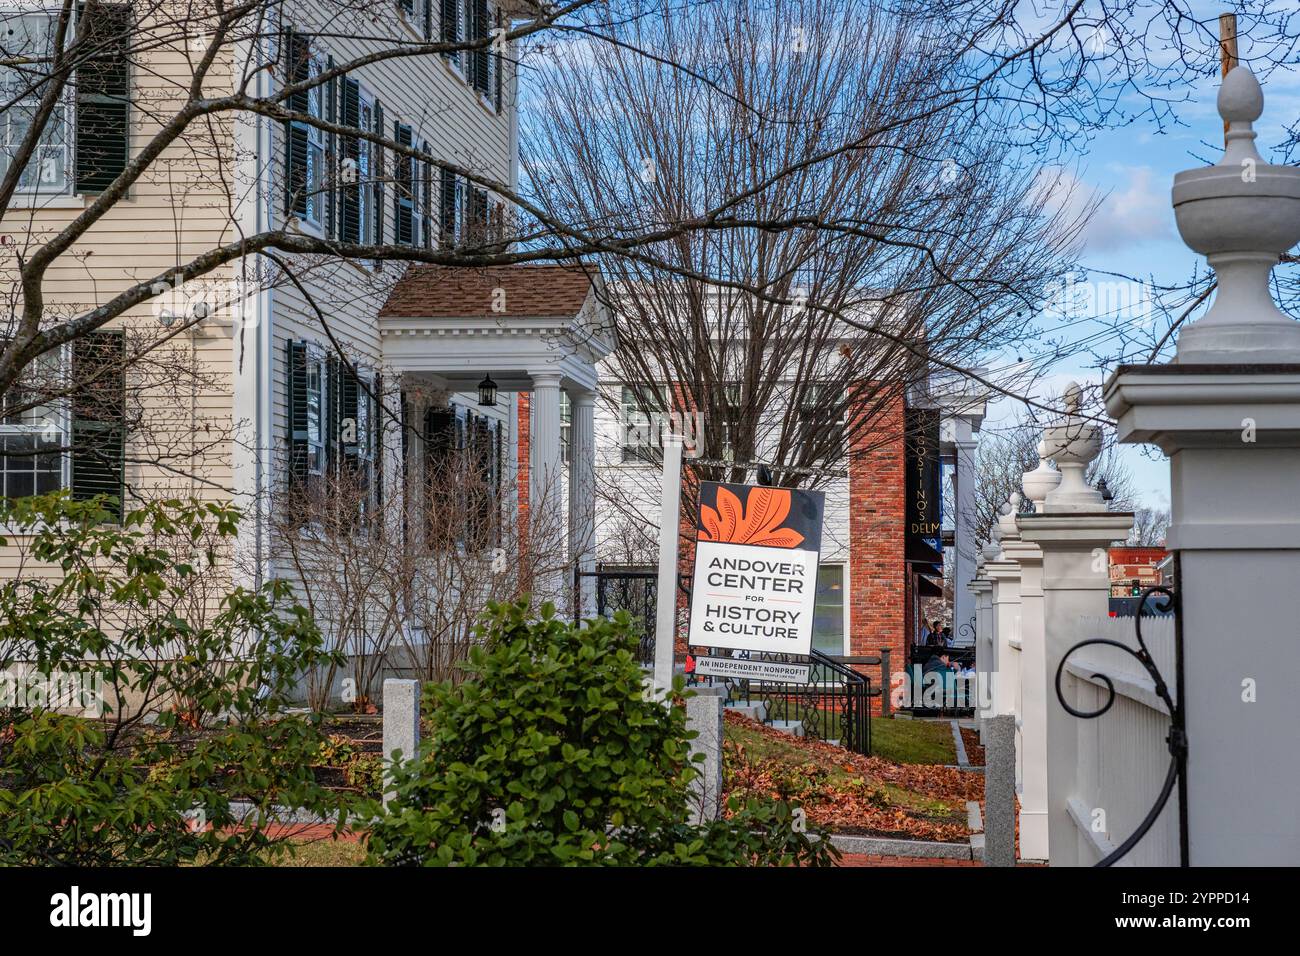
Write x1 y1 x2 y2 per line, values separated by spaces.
1083 166 1173 252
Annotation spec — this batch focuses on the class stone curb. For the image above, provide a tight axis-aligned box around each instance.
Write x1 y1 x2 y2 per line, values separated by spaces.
827 834 975 860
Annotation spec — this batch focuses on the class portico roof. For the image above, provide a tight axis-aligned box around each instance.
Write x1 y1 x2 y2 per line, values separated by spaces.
378 264 616 393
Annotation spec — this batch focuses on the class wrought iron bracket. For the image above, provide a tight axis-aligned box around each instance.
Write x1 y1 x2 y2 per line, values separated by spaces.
1054 576 1188 867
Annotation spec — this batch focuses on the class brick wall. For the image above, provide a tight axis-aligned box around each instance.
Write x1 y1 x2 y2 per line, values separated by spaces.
847 386 907 713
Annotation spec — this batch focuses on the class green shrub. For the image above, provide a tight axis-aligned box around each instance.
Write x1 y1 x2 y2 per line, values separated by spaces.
0 493 351 865
363 600 838 866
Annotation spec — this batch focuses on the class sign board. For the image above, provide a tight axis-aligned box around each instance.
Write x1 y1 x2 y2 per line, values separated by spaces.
692 656 811 683
905 407 942 553
687 481 824 657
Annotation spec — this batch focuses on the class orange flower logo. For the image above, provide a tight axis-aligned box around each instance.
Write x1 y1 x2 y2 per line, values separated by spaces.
698 486 805 548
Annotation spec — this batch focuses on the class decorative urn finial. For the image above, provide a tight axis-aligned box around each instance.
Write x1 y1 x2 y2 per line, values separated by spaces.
1172 67 1300 362
1022 440 1061 513
1042 382 1105 511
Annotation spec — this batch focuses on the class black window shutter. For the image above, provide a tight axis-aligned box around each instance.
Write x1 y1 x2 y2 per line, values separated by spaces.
75 3 132 194
423 0 433 40
439 168 457 246
283 29 312 216
493 8 504 112
470 0 489 94
341 365 360 455
287 339 309 489
373 100 385 249
340 78 361 242
468 186 487 242
441 0 460 54
394 122 414 246
420 145 433 249
325 55 337 238
326 353 341 475
70 331 126 518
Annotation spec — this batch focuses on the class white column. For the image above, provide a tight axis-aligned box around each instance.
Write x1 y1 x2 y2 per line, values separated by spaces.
529 372 564 598
1018 384 1133 866
952 428 980 645
1105 67 1300 865
568 389 596 616
1013 450 1060 862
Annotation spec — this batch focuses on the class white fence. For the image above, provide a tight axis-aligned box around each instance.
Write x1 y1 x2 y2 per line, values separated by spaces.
1061 614 1180 866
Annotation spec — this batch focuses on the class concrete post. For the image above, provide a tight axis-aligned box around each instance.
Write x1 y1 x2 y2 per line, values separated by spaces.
1105 68 1300 864
1019 385 1133 866
984 713 1017 867
382 678 421 805
685 686 725 823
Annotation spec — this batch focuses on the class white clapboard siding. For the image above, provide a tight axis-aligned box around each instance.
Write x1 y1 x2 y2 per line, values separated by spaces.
1065 614 1180 866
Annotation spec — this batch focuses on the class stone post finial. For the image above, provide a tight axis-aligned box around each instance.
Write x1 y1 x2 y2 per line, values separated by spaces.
996 494 1021 549
1172 66 1300 362
1022 440 1062 514
1042 382 1105 511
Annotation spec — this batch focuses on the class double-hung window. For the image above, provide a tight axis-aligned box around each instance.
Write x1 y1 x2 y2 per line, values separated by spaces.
719 383 741 462
302 62 327 228
0 350 66 499
304 351 327 476
357 94 375 243
2 5 131 201
0 12 71 196
621 385 667 464
0 333 126 516
799 382 844 457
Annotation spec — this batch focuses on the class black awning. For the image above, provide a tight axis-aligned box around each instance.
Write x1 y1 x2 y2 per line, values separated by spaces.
915 575 944 597
906 537 943 566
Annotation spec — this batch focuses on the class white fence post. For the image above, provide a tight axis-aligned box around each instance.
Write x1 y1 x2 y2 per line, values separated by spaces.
1013 450 1060 862
1105 68 1300 864
1019 384 1133 867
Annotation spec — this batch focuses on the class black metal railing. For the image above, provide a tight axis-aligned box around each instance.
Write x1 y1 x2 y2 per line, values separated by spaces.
1054 576 1188 867
708 649 872 755
574 567 659 667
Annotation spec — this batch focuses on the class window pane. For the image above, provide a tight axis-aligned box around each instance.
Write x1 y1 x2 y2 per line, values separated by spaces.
0 15 70 194
812 565 844 654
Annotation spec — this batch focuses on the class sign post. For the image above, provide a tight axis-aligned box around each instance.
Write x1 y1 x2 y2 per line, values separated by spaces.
688 481 824 679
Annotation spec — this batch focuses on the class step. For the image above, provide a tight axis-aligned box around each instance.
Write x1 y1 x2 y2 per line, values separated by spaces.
769 719 805 737
724 700 769 721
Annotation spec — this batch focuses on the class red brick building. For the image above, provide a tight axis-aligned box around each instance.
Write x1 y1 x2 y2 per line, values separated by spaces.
1109 546 1168 597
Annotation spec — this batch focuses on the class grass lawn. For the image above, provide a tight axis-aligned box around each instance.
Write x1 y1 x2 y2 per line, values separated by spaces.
273 838 367 867
869 717 957 765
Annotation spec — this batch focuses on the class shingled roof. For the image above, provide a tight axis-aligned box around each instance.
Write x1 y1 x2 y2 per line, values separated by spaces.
379 264 599 319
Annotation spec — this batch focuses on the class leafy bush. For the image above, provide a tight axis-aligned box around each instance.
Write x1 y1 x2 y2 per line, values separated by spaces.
364 600 837 866
0 494 351 865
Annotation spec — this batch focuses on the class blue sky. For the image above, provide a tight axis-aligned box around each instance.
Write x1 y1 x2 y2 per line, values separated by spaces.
980 45 1300 511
